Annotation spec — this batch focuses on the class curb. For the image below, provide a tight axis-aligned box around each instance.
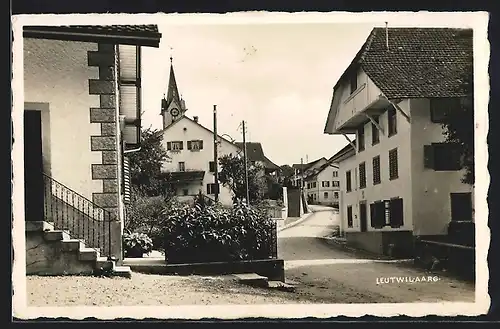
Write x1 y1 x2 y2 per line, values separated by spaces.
277 210 314 233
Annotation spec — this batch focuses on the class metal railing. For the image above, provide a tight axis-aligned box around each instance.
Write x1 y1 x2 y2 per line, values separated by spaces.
43 173 113 259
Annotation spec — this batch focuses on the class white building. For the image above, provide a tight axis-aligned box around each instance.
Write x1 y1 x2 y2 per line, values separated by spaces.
323 27 474 257
304 159 340 207
291 157 328 187
158 61 242 206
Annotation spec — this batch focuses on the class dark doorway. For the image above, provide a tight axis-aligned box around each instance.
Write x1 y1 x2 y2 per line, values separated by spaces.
450 192 473 222
359 202 368 232
24 110 44 222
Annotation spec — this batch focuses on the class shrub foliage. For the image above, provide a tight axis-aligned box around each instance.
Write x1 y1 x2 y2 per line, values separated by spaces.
162 200 277 264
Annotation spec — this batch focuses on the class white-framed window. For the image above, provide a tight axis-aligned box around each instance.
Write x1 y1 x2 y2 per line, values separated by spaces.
167 141 183 151
188 140 203 151
333 171 338 178
178 162 186 172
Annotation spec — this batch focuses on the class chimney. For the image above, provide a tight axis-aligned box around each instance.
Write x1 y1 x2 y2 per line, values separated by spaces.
193 116 199 123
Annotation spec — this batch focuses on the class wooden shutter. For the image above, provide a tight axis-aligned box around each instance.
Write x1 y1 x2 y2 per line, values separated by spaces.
389 198 404 228
423 145 435 169
167 142 172 151
123 156 131 204
179 141 184 150
187 141 192 150
199 140 204 150
209 161 215 173
370 203 377 228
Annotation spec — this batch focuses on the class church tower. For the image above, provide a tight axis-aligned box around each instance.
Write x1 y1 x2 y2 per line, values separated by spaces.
161 57 187 129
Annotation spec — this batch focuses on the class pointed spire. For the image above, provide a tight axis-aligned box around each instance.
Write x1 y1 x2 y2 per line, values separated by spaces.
165 57 181 106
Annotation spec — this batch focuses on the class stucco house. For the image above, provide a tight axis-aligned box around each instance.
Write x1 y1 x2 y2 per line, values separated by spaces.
158 61 239 207
305 159 340 207
23 25 162 276
323 27 474 257
291 157 328 187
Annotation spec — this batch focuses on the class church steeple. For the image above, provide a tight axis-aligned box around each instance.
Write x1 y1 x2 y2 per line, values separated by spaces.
161 57 187 129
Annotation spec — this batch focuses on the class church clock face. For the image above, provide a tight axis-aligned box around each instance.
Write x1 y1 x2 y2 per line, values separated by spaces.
170 108 180 117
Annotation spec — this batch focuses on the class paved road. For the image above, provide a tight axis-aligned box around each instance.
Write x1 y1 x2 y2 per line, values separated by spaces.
278 205 475 304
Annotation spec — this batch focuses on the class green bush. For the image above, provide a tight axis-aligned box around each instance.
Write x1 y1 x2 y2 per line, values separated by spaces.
162 200 277 264
123 232 153 258
125 189 181 252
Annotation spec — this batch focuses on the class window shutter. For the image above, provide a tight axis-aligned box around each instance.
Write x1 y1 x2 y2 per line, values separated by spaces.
187 141 192 150
199 140 204 149
423 145 435 169
206 184 211 194
179 141 184 150
167 142 172 151
370 203 376 228
123 156 131 204
389 198 404 228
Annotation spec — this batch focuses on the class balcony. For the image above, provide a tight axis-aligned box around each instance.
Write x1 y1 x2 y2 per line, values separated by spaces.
331 78 390 133
160 169 205 184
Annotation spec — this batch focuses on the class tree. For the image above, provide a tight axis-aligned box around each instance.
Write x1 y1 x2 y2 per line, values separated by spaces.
279 164 296 187
127 127 170 196
218 154 267 204
442 64 474 185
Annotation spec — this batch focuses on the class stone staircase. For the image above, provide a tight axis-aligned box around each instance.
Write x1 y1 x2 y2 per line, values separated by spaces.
26 221 131 278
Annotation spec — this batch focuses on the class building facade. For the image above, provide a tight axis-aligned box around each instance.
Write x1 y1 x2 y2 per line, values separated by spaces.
22 25 162 275
305 161 340 207
324 27 474 257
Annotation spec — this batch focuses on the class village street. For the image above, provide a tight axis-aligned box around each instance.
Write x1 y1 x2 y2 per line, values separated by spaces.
278 205 476 303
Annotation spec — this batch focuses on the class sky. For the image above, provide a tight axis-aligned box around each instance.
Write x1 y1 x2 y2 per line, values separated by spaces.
134 13 485 167
140 23 375 166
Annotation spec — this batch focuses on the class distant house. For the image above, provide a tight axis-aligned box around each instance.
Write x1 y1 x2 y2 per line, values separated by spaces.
234 142 280 175
323 27 474 257
304 159 340 207
291 157 328 187
22 24 162 276
158 61 239 206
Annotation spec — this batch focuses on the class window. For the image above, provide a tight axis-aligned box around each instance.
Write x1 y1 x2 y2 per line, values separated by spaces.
389 198 404 228
322 181 330 188
334 192 339 199
387 106 397 136
430 98 461 123
347 205 353 227
167 141 183 151
332 180 340 187
373 156 381 185
349 71 358 94
178 161 185 172
182 189 189 196
187 140 203 151
359 162 366 189
333 171 338 178
324 192 328 199
358 126 365 152
346 171 352 192
206 183 219 195
372 116 380 145
450 193 473 221
209 161 216 173
370 201 386 228
389 148 398 180
424 143 463 171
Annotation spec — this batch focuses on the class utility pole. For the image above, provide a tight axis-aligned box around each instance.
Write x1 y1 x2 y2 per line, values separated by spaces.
300 157 304 189
242 120 250 204
213 105 219 202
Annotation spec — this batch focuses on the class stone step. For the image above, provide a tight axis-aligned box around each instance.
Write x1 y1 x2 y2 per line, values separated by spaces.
232 273 269 288
113 266 132 278
44 230 71 241
60 239 85 252
79 248 99 261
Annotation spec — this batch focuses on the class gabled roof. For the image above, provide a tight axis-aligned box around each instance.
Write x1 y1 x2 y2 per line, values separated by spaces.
334 27 473 99
329 141 357 164
292 157 327 172
234 142 280 170
158 115 237 147
304 158 339 181
23 24 162 47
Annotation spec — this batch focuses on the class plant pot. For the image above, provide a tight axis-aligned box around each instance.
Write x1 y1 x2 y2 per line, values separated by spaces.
126 246 144 258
